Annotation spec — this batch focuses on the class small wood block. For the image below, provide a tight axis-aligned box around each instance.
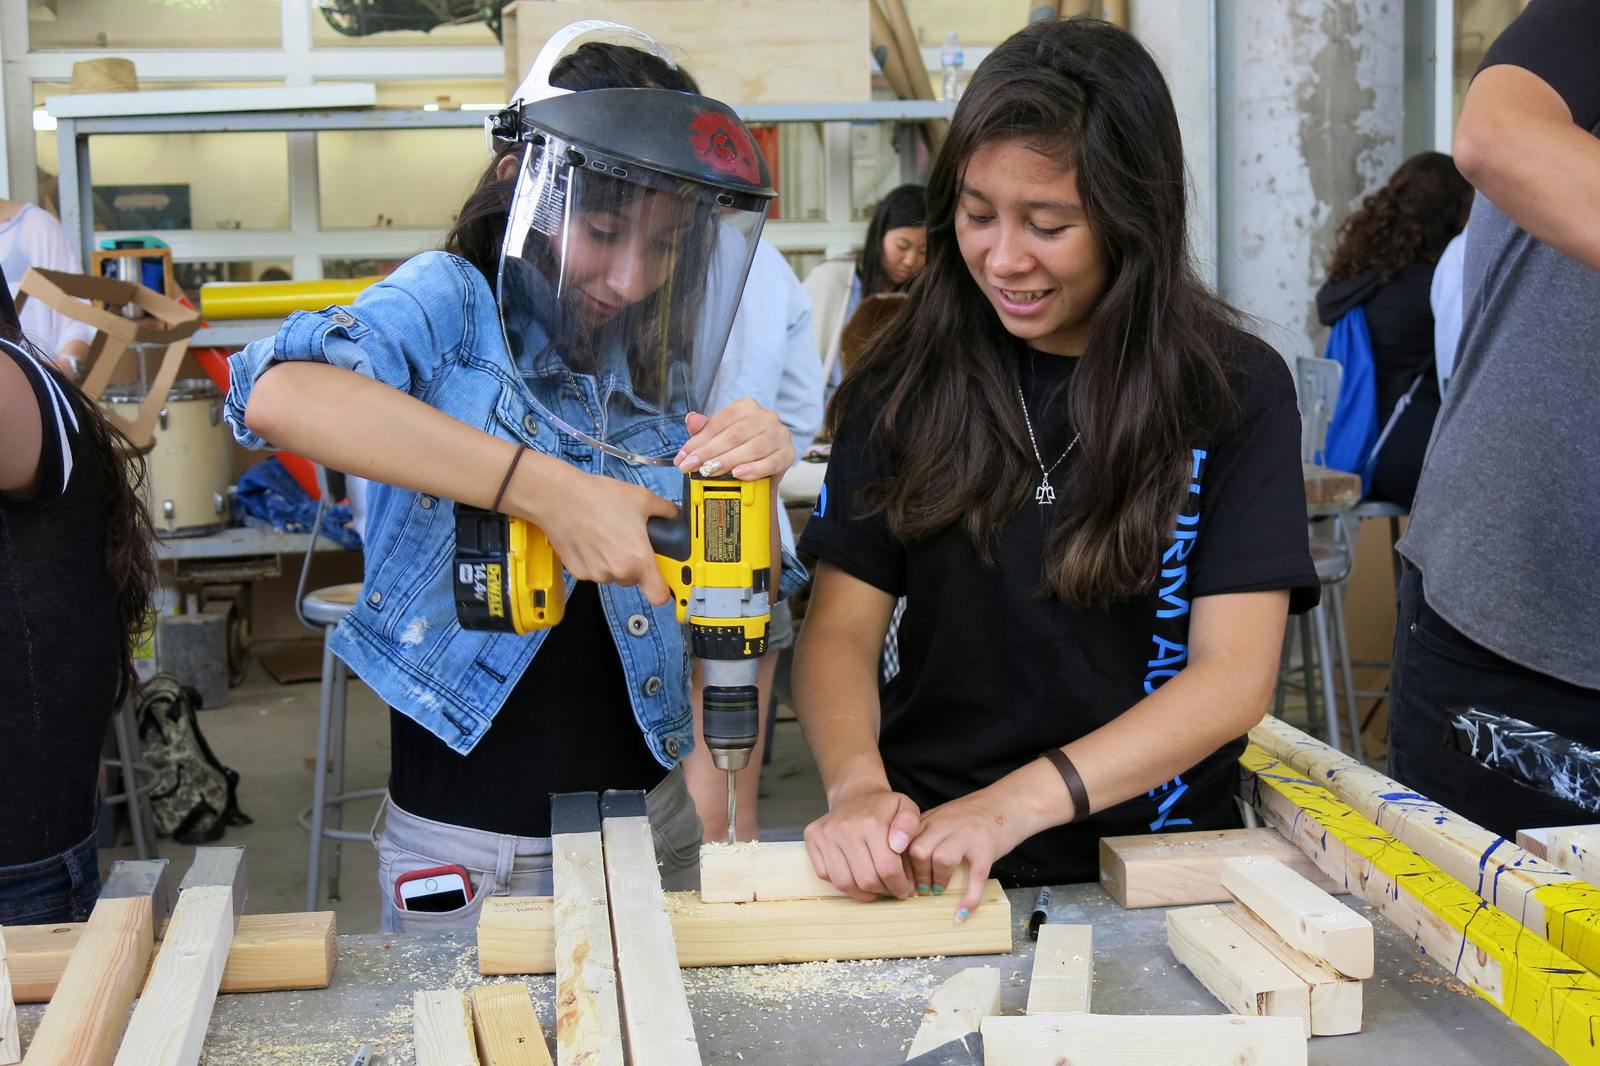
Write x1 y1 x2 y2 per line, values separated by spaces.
1024 924 1091 1015
905 966 1000 1060
1099 828 1342 909
600 791 699 1065
1545 827 1600 884
1516 827 1554 860
472 984 552 1066
113 847 246 1066
1167 904 1310 1035
21 896 155 1066
980 1013 1307 1066
477 881 1012 975
550 792 622 1066
1220 904 1362 1036
413 989 478 1066
1220 855 1372 979
0 928 19 1066
699 840 969 904
7 911 336 1004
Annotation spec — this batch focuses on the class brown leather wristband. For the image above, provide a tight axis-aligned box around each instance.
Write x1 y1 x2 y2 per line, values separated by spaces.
491 444 528 514
1042 748 1090 823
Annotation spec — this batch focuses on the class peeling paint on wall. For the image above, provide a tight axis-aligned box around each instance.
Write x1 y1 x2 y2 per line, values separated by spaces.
1218 0 1403 360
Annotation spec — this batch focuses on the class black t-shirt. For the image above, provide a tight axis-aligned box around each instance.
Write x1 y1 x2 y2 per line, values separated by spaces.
0 340 123 863
389 580 666 838
1482 0 1600 131
800 343 1319 886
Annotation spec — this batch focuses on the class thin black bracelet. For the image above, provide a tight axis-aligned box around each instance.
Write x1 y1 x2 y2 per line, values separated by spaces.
1042 748 1091 823
491 444 528 514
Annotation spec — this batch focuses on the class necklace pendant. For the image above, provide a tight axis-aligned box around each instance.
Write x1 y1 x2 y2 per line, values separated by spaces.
1035 477 1056 505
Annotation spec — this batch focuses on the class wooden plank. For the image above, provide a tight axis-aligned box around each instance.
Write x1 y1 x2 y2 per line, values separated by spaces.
0 928 18 1066
1220 855 1372 978
1249 715 1600 978
1166 905 1310 1036
980 1014 1307 1066
414 989 479 1066
21 898 155 1066
1024 924 1091 1015
550 793 622 1066
1241 744 1600 1064
7 911 336 1004
600 792 699 1066
1098 827 1342 909
905 966 1000 1059
506 1 871 105
471 984 553 1066
1546 827 1600 883
112 847 245 1066
1517 827 1555 860
1219 904 1362 1037
478 881 1012 975
699 840 969 904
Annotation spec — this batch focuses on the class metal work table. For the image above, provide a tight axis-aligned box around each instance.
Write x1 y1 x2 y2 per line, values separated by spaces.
155 524 349 562
15 884 1556 1064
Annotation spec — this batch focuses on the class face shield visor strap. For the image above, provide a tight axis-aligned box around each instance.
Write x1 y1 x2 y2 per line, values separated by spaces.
496 138 767 462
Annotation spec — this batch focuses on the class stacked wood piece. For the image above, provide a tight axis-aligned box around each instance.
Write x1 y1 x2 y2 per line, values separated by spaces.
1099 826 1342 909
1166 855 1367 1037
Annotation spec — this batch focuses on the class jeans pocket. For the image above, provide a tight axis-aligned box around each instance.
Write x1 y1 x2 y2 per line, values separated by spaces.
377 842 492 934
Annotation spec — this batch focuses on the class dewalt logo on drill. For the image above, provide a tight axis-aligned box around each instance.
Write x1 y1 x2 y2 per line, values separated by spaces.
485 562 505 619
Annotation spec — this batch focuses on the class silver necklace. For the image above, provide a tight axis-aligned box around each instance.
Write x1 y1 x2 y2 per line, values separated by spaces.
1015 384 1080 505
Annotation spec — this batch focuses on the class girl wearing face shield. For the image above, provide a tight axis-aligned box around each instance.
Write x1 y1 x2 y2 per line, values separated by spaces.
224 35 799 931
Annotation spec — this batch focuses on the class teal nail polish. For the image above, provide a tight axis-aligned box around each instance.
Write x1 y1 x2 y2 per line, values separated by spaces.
916 883 929 894
955 907 970 923
931 885 945 895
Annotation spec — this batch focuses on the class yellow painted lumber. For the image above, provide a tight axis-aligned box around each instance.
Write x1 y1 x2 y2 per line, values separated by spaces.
1241 744 1600 1066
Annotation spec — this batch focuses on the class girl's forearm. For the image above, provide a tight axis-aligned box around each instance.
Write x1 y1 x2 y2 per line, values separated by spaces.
792 625 892 805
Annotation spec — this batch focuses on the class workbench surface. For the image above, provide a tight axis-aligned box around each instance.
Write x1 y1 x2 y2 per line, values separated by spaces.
15 884 1556 1064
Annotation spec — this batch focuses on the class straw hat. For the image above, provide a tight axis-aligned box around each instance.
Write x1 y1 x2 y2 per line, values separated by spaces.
66 58 139 95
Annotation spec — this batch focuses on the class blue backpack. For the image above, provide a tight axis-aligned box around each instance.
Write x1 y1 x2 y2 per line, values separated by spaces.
1320 305 1379 493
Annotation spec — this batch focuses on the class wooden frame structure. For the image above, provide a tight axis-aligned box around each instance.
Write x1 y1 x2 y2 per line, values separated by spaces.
13 267 199 450
549 793 622 1066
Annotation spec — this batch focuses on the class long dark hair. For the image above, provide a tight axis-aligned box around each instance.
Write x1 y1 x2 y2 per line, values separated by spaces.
443 43 700 281
1326 151 1471 285
830 17 1248 608
856 183 927 297
0 320 157 706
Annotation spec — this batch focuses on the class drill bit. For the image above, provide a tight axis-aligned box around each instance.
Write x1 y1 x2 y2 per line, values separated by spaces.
726 771 737 845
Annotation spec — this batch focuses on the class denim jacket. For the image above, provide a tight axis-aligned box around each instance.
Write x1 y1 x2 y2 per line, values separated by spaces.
224 250 804 761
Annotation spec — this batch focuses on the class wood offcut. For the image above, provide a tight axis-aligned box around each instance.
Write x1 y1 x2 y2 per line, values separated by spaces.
1099 826 1341 909
699 840 968 904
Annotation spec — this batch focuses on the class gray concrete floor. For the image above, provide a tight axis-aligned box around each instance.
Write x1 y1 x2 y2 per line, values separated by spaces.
102 640 827 933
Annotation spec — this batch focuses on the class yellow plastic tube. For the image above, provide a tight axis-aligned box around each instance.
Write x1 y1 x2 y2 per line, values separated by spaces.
199 276 384 320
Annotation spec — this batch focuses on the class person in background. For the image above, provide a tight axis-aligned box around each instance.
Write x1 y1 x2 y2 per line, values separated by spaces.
1390 0 1600 836
0 198 96 376
683 240 824 842
1315 153 1472 507
0 263 157 923
1429 230 1466 395
803 184 927 395
794 17 1316 922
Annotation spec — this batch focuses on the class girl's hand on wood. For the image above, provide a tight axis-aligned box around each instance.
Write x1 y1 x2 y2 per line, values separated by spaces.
675 399 795 481
908 790 1026 922
802 786 921 901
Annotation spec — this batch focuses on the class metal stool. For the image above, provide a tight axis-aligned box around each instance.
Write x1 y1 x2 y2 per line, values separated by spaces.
1275 522 1362 758
296 582 381 912
104 700 159 859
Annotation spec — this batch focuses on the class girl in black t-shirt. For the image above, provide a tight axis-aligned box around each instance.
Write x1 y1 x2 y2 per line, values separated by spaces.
794 18 1318 918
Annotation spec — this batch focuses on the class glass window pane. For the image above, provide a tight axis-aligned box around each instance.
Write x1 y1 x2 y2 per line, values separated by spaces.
317 127 484 229
29 0 282 50
81 132 289 231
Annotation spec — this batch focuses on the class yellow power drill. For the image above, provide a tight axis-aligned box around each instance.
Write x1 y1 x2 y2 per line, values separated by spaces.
452 473 771 843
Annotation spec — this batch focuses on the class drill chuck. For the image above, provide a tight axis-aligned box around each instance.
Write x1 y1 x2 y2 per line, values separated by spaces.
703 684 759 772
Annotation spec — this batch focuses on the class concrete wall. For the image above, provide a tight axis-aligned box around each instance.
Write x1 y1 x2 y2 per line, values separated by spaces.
1216 0 1406 360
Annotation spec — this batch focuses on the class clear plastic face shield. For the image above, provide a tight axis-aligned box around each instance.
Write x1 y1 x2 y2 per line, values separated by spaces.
497 135 765 462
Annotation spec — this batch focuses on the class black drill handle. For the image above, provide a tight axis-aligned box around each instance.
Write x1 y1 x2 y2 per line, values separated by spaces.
647 473 694 562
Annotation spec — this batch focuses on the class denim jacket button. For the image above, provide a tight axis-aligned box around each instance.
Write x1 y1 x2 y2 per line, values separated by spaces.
523 413 538 436
627 613 650 637
367 591 382 606
664 736 681 758
642 675 663 697
420 495 435 510
331 311 356 327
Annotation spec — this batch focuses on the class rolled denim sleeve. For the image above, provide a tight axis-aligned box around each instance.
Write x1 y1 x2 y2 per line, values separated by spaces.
223 251 471 449
778 542 809 601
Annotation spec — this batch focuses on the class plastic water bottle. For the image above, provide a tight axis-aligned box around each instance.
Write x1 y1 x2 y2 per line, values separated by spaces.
940 31 964 103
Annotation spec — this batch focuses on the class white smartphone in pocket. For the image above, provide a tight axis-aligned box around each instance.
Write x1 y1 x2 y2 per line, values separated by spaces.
395 864 472 912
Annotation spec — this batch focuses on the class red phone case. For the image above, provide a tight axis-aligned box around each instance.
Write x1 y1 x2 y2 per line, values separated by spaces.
393 863 474 908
